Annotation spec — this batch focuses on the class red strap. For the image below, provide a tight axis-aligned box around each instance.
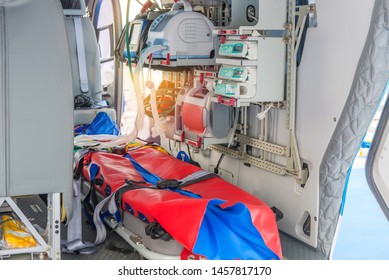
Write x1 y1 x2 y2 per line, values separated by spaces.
141 0 153 14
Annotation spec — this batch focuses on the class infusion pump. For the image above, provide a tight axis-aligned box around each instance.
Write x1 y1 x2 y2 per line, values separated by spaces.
147 1 216 60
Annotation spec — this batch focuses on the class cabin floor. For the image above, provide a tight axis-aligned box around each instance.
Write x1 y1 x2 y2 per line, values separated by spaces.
279 233 326 260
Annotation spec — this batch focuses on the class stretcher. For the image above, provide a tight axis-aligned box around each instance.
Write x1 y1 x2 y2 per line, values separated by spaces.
78 146 282 260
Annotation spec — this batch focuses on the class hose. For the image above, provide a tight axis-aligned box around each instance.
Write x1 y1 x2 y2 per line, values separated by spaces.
146 81 165 138
228 107 239 148
75 48 167 149
125 0 134 80
143 87 177 118
133 45 168 136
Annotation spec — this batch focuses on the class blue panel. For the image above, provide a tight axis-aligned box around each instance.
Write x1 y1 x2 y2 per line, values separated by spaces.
92 0 103 29
86 112 119 135
193 200 280 260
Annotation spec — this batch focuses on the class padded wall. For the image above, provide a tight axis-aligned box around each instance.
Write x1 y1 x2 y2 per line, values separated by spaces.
318 0 389 257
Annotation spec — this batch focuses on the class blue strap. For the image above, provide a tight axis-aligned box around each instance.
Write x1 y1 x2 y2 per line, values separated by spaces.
123 153 204 198
83 163 100 226
176 151 190 162
89 163 99 181
124 154 162 185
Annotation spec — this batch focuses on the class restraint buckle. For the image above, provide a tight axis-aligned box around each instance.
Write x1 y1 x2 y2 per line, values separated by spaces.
125 179 147 186
156 179 180 189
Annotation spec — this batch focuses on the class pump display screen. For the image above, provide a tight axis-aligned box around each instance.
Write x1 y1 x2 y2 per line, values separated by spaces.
219 67 246 81
215 82 240 97
130 23 142 46
233 44 243 52
233 68 244 76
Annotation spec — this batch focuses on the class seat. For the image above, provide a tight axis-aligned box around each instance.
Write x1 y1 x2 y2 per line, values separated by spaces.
62 0 116 126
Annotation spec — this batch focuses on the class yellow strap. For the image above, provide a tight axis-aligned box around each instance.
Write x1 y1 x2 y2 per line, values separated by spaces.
61 193 67 223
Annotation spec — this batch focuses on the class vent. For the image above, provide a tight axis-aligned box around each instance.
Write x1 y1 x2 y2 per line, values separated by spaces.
179 19 212 43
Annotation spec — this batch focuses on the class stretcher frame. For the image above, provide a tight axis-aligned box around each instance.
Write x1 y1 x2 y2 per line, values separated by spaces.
75 146 282 260
81 180 180 260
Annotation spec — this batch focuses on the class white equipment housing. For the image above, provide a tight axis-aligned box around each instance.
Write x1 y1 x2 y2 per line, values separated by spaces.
147 2 215 60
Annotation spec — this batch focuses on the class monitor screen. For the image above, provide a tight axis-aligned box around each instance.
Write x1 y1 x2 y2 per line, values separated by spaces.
130 23 142 46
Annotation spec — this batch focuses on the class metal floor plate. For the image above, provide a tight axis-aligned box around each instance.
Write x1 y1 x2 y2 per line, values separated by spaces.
7 195 141 260
280 231 326 260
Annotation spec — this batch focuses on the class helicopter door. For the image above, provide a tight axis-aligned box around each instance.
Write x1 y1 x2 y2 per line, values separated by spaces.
366 90 389 221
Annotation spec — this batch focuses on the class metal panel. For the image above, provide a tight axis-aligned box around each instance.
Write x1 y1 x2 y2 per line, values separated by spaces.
256 0 288 30
256 37 286 102
0 4 6 197
5 0 73 196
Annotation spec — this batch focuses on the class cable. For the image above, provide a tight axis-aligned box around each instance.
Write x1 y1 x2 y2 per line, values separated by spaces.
143 87 177 118
227 107 239 148
147 80 166 138
125 0 134 81
248 15 259 21
168 139 173 154
0 217 16 226
214 107 239 174
186 144 193 160
256 104 273 120
152 0 162 10
214 153 225 174
133 45 168 137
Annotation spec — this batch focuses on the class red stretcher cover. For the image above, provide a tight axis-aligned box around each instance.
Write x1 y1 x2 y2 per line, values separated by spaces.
82 147 282 260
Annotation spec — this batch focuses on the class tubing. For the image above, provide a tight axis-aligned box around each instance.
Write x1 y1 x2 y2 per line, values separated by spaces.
133 45 168 138
74 45 167 149
125 0 134 80
146 81 165 138
228 107 239 148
